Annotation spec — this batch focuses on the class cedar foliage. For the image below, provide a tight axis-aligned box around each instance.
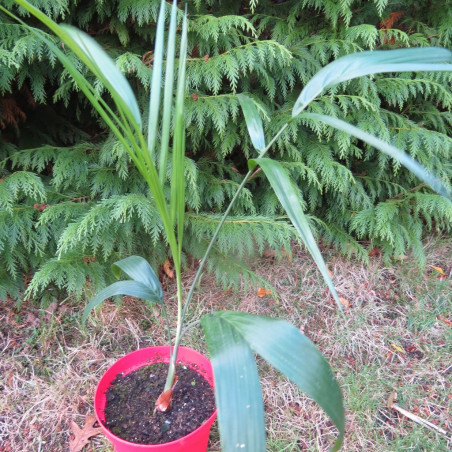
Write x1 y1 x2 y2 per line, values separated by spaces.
1 0 451 303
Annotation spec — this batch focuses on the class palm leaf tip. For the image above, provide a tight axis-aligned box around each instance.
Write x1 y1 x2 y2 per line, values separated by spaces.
59 24 142 129
237 93 266 152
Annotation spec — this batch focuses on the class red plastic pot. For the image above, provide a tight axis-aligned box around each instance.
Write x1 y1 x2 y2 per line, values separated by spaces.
94 346 217 452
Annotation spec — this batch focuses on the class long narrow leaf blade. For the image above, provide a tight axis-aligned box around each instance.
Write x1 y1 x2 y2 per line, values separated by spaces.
250 157 342 311
301 113 452 201
111 256 163 302
147 0 166 158
159 0 178 185
170 8 188 252
201 313 266 452
237 93 266 152
293 48 452 116
215 311 344 451
82 280 163 324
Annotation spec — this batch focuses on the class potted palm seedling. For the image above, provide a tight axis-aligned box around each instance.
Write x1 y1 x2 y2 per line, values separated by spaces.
5 0 452 450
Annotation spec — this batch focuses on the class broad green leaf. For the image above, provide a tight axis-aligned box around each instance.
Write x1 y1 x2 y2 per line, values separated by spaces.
59 25 142 129
201 313 266 452
82 280 163 324
293 47 452 116
250 157 342 311
111 256 163 302
213 311 344 451
237 93 266 151
301 113 452 201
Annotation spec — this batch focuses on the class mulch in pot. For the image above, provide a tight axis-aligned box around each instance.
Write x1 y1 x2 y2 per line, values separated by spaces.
103 361 216 444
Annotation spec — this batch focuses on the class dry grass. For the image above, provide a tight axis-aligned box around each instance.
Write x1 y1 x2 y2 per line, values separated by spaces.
0 237 451 451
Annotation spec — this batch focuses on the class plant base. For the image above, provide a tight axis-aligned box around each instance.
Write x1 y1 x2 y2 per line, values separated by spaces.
95 346 217 452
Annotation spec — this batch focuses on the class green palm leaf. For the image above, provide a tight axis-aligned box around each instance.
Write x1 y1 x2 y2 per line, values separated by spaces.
82 280 163 324
293 47 452 116
201 312 265 452
237 93 266 152
60 24 142 130
111 256 163 301
301 113 452 201
202 311 344 452
147 0 166 158
158 0 178 185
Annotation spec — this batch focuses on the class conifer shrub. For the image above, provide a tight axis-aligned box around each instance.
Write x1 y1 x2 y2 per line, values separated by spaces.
1 0 451 302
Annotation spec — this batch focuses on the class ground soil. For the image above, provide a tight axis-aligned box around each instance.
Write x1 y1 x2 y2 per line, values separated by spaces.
104 362 216 444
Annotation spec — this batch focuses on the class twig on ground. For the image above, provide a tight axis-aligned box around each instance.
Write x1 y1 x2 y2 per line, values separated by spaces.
386 392 450 439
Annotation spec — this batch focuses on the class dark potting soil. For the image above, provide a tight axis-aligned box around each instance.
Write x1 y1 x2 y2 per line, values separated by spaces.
103 362 216 444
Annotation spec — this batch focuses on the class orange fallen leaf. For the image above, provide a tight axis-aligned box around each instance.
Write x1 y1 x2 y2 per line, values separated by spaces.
437 316 452 327
339 297 351 309
69 414 102 452
428 265 446 276
163 259 175 279
257 288 271 298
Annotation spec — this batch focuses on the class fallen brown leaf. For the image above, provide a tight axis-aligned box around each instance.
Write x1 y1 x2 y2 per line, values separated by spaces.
339 297 351 309
428 265 446 276
163 259 175 279
69 414 102 452
369 247 381 257
257 288 272 298
437 316 452 327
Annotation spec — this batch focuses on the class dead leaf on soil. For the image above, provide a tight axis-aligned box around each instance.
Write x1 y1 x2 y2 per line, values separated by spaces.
369 247 381 257
437 316 452 327
163 259 175 279
69 414 102 452
428 265 446 276
391 343 406 354
339 297 351 309
257 288 272 298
